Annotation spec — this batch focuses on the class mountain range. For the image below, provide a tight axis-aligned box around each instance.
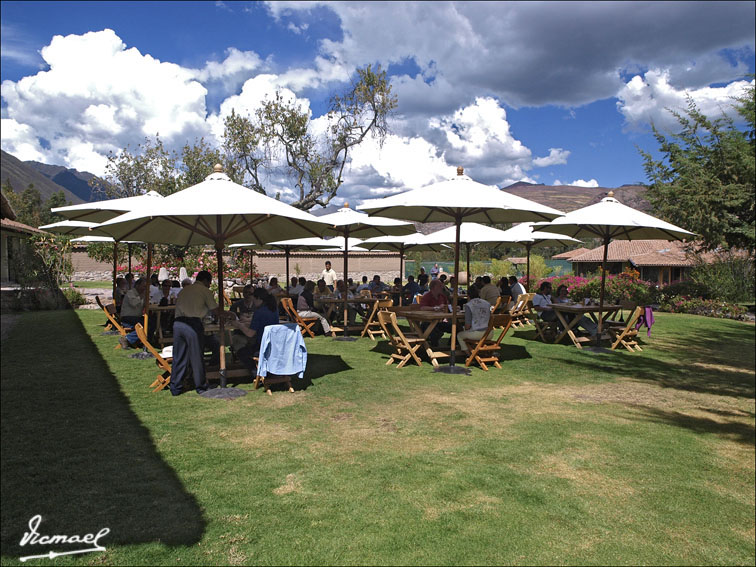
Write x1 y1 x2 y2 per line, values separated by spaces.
1 149 649 216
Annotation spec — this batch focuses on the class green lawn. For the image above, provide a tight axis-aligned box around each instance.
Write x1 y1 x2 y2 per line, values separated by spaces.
1 310 754 565
71 280 111 289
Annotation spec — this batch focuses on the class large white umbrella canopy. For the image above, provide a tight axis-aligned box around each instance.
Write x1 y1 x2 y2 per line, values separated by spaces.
39 220 110 236
51 191 165 223
496 223 581 290
537 191 694 338
359 167 564 372
96 166 334 385
49 191 164 299
360 233 448 281
312 204 415 339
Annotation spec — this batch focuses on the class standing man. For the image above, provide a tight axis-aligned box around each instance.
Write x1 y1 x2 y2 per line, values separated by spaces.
170 270 219 396
321 260 337 291
430 263 440 279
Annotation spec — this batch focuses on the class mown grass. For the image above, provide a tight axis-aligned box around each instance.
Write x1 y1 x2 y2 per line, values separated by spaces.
71 280 112 289
1 310 754 565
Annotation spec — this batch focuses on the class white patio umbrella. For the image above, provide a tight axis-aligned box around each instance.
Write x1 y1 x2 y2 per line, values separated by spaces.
359 166 564 373
537 191 694 340
314 204 415 340
359 233 448 282
39 220 128 299
50 191 164 304
496 223 581 291
95 165 333 386
417 222 526 285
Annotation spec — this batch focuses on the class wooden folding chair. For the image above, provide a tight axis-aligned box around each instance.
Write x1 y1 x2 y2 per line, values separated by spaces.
609 306 644 352
280 297 319 338
97 296 134 348
359 289 372 299
491 295 510 314
464 314 513 370
377 311 424 368
134 323 173 391
605 300 637 330
96 295 115 330
532 312 559 342
361 298 393 340
508 293 534 329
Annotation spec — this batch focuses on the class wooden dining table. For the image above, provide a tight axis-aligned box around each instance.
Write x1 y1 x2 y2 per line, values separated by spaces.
148 303 177 346
550 303 622 349
393 307 465 368
317 296 381 333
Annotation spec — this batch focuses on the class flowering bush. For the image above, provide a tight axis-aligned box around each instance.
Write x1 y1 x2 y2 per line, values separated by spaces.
659 296 747 319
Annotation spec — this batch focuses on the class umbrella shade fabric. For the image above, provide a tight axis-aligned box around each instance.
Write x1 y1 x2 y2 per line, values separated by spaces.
264 236 367 251
536 194 694 241
51 191 165 223
96 171 331 246
38 220 112 236
359 233 448 253
71 236 142 244
358 170 563 224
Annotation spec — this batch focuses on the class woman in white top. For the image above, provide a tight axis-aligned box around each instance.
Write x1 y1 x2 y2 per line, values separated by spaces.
457 286 492 353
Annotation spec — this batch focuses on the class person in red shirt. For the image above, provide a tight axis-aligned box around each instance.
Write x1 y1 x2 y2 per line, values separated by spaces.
419 279 451 347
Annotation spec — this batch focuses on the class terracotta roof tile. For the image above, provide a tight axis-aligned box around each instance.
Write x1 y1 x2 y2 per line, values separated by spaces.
1 218 46 235
551 247 590 260
568 240 698 267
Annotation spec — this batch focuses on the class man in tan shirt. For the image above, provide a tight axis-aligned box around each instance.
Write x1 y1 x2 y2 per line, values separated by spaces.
479 275 501 307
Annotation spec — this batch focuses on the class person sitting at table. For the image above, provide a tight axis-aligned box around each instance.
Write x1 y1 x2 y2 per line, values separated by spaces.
314 278 334 313
156 279 179 305
402 275 420 306
230 284 256 352
417 273 430 295
457 285 492 354
334 279 358 326
113 276 128 313
181 277 193 290
231 287 280 375
297 280 335 336
389 277 403 306
288 276 304 296
554 284 597 336
119 278 148 349
419 279 452 348
479 275 501 307
125 272 135 290
498 277 513 310
533 282 596 337
267 277 285 298
169 270 223 396
356 276 370 294
368 274 390 296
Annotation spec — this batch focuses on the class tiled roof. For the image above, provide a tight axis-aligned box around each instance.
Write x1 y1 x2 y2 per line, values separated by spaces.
551 247 590 260
1 218 46 235
507 257 528 264
568 240 697 267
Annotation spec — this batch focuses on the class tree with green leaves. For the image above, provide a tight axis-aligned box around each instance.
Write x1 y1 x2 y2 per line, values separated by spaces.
640 81 755 253
3 182 70 227
224 64 397 209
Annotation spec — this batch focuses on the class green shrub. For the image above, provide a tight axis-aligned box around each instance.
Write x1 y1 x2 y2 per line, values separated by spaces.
689 251 755 303
62 288 87 309
659 296 747 319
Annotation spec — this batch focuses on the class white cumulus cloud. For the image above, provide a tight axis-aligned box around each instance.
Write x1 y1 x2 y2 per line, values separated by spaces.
553 178 599 188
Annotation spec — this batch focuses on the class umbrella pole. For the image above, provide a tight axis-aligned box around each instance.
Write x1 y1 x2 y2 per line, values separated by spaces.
143 244 152 338
436 214 469 374
466 243 471 287
526 244 531 292
335 232 356 341
249 249 254 284
127 243 132 274
112 241 118 303
285 248 290 295
216 242 227 388
399 246 404 284
597 235 610 345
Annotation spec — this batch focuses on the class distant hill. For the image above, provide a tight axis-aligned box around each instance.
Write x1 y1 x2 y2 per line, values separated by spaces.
0 150 84 204
501 181 650 213
24 160 98 202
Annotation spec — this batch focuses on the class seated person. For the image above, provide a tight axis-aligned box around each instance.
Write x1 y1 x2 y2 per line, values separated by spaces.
334 279 357 325
509 276 526 304
356 276 371 293
533 282 596 337
297 281 334 336
288 276 304 296
479 275 501 307
119 278 148 348
457 285 492 354
416 273 430 295
368 274 390 296
230 284 256 352
419 279 452 348
497 277 513 310
113 276 128 313
402 275 420 306
156 279 179 305
266 277 285 298
313 278 334 313
180 277 193 290
390 277 403 306
230 288 280 375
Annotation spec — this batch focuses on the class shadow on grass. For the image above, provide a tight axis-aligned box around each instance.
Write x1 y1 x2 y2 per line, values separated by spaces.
0 311 205 557
628 405 756 445
286 353 352 391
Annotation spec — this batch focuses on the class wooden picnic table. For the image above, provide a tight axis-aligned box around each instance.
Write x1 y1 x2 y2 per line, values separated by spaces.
550 303 622 349
393 307 465 368
148 303 176 346
317 296 381 334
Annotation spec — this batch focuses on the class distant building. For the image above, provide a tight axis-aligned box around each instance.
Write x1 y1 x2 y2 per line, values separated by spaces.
551 247 590 260
565 240 711 285
1 191 45 284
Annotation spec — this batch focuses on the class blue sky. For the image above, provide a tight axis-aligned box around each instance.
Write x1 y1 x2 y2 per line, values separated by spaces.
1 1 754 206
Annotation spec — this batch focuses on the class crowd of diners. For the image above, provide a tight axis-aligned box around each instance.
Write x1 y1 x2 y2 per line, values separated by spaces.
111 260 531 396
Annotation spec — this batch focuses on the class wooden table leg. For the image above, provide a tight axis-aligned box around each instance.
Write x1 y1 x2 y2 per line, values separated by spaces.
405 318 449 368
553 310 586 349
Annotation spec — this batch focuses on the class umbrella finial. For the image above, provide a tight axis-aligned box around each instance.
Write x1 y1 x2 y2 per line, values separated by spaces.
213 163 223 173
608 190 614 198
457 166 464 176
344 201 350 209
